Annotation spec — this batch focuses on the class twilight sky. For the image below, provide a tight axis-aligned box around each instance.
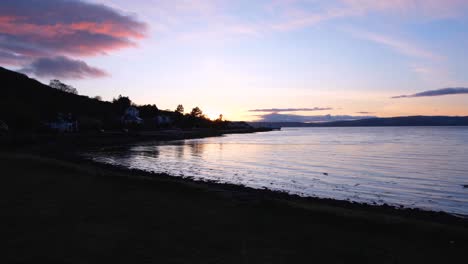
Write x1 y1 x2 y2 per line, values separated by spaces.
1 0 468 121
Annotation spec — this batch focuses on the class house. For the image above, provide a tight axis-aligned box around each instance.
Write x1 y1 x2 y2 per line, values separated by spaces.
121 106 143 125
46 113 78 132
156 115 172 125
0 120 8 134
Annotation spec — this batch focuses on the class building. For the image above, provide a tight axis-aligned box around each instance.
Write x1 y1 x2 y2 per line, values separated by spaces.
46 113 78 132
156 115 172 126
0 120 8 134
122 106 143 125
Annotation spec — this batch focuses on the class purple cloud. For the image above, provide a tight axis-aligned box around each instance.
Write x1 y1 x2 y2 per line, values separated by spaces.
249 107 332 112
20 56 108 79
255 113 376 123
0 0 147 78
0 49 28 65
392 88 468 98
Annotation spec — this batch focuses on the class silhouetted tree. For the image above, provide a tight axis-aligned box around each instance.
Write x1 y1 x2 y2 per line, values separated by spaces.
113 95 132 113
175 104 184 114
190 107 203 118
138 104 159 118
49 79 78 95
93 95 102 101
215 114 223 122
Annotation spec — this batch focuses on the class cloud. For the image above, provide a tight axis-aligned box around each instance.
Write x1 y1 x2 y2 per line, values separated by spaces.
265 0 468 32
340 0 468 19
127 0 468 44
346 29 442 60
0 0 147 78
356 111 374 114
270 7 355 31
0 49 28 65
392 87 468 98
20 56 108 79
255 113 375 123
249 107 333 112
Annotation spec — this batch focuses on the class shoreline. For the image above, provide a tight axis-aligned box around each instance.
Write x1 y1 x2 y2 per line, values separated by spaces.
2 151 468 263
0 127 274 149
7 151 468 224
79 153 468 223
81 134 468 220
2 130 468 263
3 128 467 223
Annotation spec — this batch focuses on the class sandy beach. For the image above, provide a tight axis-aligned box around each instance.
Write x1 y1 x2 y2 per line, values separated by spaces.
2 135 468 263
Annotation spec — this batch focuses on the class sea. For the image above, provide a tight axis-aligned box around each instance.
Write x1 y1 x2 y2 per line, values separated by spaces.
87 127 468 216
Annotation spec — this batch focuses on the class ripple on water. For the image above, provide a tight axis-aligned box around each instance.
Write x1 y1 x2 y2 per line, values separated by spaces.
87 127 468 216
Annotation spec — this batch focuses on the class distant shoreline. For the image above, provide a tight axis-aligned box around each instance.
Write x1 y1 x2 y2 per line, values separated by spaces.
0 127 274 149
250 116 468 128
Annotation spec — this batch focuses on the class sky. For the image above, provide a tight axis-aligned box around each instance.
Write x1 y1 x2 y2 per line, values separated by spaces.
1 0 468 121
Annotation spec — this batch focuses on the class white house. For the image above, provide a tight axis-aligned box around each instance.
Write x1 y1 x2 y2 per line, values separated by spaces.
156 115 172 125
46 114 78 132
48 121 77 132
0 120 8 133
121 106 143 125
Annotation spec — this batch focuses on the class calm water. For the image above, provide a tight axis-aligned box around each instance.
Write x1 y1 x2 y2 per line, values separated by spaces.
88 127 468 216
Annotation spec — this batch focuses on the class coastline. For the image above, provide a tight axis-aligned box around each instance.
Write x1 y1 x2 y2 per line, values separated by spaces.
75 153 468 222
2 130 468 263
0 127 274 148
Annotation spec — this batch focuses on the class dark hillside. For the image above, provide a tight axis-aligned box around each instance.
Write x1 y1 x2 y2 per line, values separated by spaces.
0 67 117 131
0 67 231 132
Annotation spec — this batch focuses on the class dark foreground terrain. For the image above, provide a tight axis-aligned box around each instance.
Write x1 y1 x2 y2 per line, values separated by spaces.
2 152 468 264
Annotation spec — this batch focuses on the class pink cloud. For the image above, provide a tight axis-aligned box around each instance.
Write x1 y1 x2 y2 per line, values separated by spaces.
0 0 147 78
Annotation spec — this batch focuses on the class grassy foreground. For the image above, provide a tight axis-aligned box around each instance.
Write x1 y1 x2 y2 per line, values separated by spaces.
2 153 468 263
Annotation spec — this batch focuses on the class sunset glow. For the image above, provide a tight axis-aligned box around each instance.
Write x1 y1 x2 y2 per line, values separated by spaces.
2 2 468 261
1 0 468 121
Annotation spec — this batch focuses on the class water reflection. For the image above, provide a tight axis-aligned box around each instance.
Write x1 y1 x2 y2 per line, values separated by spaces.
188 142 205 158
136 146 160 159
175 144 184 159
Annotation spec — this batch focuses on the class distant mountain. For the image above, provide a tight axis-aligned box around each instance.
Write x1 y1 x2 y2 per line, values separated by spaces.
253 113 376 123
250 116 468 128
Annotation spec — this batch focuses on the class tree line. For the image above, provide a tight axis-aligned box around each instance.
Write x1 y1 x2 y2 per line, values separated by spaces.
0 67 236 132
46 80 228 131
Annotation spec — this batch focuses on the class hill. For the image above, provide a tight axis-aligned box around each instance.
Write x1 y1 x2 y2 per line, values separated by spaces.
0 67 243 132
0 66 118 131
0 67 217 132
250 116 468 128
